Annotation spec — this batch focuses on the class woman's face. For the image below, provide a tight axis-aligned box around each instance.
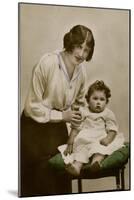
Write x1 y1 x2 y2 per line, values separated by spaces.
69 41 90 66
88 90 107 113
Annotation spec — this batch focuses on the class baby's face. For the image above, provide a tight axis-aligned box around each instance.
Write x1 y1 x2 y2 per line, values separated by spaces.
88 90 107 113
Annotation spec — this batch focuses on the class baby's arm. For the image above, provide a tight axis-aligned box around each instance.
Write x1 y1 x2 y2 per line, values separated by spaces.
100 130 117 146
64 129 79 155
64 105 86 155
100 109 118 146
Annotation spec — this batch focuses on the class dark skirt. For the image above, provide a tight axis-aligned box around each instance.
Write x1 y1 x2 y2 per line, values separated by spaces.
20 112 72 197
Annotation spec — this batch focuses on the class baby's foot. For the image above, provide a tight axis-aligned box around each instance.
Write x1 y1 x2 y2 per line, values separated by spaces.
90 153 105 172
65 163 81 176
89 161 101 172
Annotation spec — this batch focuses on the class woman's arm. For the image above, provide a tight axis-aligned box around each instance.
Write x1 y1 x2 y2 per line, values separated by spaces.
24 56 83 124
24 61 64 123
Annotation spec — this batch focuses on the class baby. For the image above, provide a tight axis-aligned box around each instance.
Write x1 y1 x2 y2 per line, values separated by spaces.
58 80 125 176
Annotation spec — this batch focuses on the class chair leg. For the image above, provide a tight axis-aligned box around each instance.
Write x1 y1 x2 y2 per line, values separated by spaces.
115 171 120 190
78 179 82 193
121 167 125 190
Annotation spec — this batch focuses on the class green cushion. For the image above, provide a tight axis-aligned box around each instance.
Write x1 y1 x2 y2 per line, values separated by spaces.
101 143 129 169
48 143 130 171
48 153 65 171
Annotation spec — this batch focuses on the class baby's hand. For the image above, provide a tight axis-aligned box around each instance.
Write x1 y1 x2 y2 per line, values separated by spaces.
64 144 73 156
100 137 109 146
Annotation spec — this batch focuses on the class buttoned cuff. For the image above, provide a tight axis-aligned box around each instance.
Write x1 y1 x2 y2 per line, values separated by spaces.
50 110 63 122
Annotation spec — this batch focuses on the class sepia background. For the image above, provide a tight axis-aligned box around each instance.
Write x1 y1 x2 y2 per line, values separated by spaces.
20 3 130 192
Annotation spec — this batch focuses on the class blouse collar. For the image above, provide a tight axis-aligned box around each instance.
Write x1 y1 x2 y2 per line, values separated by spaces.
55 50 83 83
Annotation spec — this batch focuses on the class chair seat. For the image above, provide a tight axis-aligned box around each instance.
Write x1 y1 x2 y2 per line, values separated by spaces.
48 142 129 172
48 143 129 192
77 166 123 179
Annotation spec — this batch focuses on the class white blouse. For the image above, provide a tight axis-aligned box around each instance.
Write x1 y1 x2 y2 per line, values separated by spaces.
24 51 87 123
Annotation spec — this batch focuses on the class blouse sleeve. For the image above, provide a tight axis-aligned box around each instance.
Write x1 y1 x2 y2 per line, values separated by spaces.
105 109 119 133
24 56 62 123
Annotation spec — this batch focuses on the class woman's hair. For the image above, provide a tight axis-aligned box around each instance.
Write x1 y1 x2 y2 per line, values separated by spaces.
63 25 95 61
85 80 111 103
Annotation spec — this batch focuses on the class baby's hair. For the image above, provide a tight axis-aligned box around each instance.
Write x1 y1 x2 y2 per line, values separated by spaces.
63 25 95 61
85 80 111 103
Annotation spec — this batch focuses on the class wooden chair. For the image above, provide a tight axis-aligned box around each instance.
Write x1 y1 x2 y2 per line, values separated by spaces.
72 164 128 193
48 143 130 193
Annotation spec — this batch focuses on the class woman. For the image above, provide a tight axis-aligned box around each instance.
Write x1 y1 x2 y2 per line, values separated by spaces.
20 24 95 197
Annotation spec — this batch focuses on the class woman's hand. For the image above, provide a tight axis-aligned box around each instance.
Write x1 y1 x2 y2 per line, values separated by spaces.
62 109 82 124
71 113 83 127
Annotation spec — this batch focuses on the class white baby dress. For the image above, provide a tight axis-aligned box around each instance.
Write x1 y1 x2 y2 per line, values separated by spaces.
58 107 125 164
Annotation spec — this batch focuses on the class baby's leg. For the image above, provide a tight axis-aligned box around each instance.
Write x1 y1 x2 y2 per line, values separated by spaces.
91 153 105 165
65 161 83 176
90 153 106 172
